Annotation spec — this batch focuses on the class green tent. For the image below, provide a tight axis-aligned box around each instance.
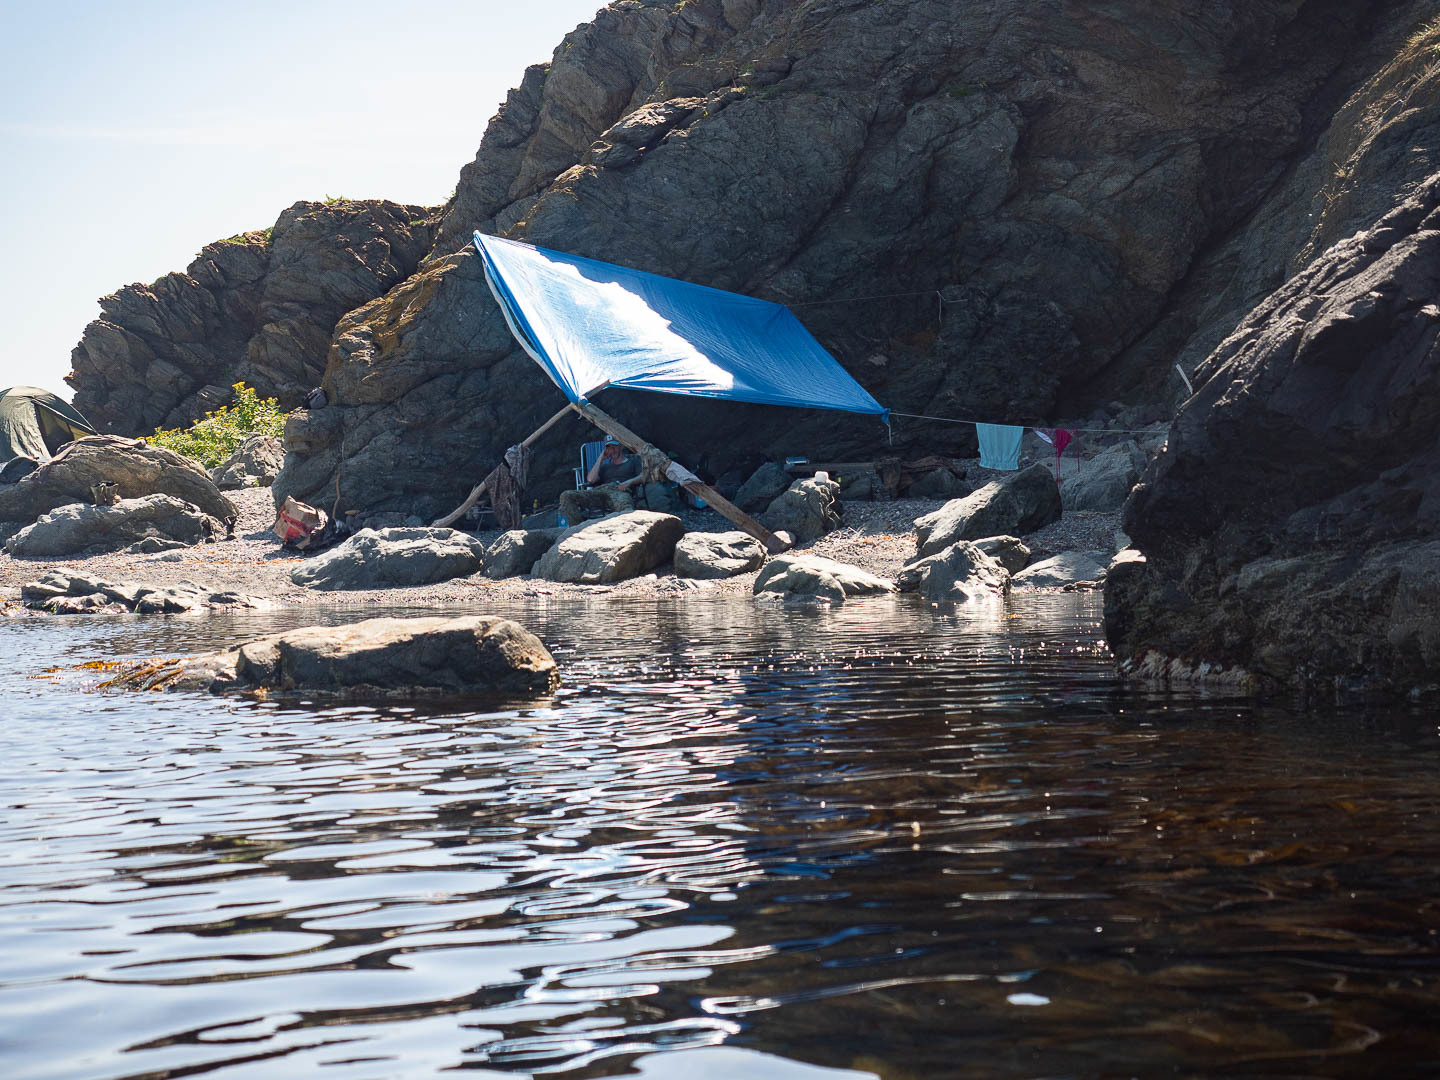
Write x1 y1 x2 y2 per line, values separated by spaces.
0 386 96 464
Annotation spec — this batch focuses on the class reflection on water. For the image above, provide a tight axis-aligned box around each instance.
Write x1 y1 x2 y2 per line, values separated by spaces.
2 595 1439 1079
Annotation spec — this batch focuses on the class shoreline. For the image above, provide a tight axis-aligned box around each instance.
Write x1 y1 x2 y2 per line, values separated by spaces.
0 483 1122 616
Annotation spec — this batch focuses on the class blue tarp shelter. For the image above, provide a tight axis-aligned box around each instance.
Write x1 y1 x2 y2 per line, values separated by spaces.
473 231 887 423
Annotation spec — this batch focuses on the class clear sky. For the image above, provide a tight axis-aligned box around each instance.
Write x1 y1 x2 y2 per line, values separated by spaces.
0 0 606 399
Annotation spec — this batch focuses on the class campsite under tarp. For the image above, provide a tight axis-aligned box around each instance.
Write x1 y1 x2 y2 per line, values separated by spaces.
473 232 888 421
0 386 95 464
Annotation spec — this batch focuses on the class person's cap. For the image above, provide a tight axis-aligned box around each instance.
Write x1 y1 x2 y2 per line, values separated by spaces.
602 435 619 445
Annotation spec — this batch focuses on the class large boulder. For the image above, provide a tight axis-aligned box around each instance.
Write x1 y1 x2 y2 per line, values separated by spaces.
895 541 1010 603
735 462 793 512
1106 175 1440 696
532 511 684 583
22 571 267 615
5 495 226 558
290 527 485 591
68 200 438 435
674 531 766 579
1012 551 1110 589
484 528 560 579
0 436 236 526
762 477 842 544
1060 441 1146 512
914 464 1061 558
110 615 558 698
753 554 894 602
211 435 284 490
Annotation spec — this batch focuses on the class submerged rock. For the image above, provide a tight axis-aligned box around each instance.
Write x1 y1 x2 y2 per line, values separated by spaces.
532 511 684 584
290 527 485 591
109 615 558 698
22 570 267 615
753 554 894 602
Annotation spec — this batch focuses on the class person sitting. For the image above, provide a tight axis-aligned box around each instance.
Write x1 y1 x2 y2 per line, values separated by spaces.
587 436 642 490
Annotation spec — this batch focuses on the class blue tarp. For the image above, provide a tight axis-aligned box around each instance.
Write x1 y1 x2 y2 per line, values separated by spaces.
474 232 887 421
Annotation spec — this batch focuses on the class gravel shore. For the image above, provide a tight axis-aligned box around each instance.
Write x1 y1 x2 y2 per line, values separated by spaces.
0 475 1122 614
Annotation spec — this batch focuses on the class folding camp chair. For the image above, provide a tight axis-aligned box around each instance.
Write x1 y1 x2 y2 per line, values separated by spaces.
574 440 607 490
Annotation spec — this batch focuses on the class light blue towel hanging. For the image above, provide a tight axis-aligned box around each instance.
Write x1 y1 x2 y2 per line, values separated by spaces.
976 423 1024 470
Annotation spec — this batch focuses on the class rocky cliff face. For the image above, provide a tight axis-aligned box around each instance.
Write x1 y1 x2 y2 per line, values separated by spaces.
68 199 436 435
1106 26 1440 699
269 0 1435 521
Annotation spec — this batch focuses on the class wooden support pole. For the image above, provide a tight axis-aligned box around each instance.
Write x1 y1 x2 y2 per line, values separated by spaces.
572 399 789 554
431 401 577 528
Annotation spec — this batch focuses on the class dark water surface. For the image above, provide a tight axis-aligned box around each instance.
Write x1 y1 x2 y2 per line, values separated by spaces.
2 595 1439 1079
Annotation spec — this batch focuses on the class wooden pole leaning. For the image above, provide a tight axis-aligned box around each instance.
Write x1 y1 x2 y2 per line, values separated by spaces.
431 401 577 528
571 399 789 554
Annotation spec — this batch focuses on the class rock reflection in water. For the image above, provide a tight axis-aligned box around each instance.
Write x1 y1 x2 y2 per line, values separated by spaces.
0 595 1438 1078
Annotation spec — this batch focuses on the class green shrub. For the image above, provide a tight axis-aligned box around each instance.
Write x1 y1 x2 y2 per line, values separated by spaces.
146 383 289 469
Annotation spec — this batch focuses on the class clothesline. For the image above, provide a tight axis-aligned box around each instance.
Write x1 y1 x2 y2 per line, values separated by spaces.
888 411 1161 436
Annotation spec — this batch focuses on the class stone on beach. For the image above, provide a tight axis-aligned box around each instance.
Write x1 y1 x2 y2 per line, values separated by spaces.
762 476 842 544
110 615 558 698
210 435 285 490
895 541 1010 602
484 528 561 579
753 554 895 602
22 570 268 614
974 535 1031 574
290 527 486 591
735 462 792 512
674 531 767 579
532 511 684 584
1012 551 1111 589
0 435 237 527
1059 441 1146 512
5 495 228 558
914 464 1061 558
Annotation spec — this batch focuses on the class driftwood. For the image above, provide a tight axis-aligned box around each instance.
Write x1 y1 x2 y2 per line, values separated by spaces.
432 403 573 528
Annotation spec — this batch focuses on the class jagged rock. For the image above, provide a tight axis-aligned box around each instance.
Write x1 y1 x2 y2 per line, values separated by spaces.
5 495 226 558
0 435 236 526
673 531 766 579
735 462 793 513
974 535 1031 574
211 435 284 489
762 477 841 544
68 199 438 435
21 570 267 615
1060 441 1146 512
111 615 558 698
905 466 968 501
532 511 684 583
1107 175 1440 696
1013 552 1111 589
753 554 895 603
484 528 560 579
290 528 485 591
914 464 1061 558
896 541 1010 603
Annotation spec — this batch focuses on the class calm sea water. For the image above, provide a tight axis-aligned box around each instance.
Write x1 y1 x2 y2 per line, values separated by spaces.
2 594 1438 1079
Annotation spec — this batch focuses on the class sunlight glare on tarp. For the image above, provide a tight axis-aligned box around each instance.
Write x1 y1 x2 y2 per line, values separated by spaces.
474 232 887 420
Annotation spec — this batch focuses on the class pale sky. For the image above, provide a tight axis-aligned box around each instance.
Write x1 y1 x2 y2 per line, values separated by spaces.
0 0 607 399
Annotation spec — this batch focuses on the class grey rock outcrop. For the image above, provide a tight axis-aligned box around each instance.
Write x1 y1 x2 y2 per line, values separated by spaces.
68 199 437 435
673 531 766 579
896 541 1010 603
762 477 841 544
974 535 1031 575
111 615 558 698
753 554 894 603
735 462 793 513
1107 174 1440 696
1060 442 1146 512
290 528 485 591
22 571 267 615
211 435 284 490
5 495 226 558
1013 552 1110 589
532 511 684 583
906 466 968 501
914 464 1061 558
484 528 560 579
0 436 236 526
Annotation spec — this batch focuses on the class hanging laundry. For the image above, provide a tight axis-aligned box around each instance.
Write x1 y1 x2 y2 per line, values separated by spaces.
1034 427 1074 480
977 423 1024 470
